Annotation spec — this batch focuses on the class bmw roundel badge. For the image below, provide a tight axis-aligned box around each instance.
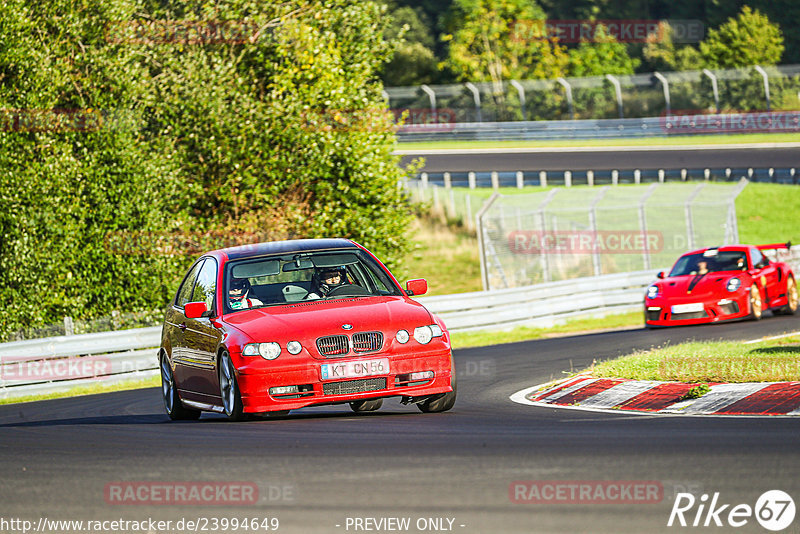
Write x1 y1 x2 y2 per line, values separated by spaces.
342 324 353 330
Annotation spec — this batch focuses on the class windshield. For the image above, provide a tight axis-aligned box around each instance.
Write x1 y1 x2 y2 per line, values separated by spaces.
223 249 402 313
669 250 748 277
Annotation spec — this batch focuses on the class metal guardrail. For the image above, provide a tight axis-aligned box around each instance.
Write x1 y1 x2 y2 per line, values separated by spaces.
0 271 659 400
2 249 798 400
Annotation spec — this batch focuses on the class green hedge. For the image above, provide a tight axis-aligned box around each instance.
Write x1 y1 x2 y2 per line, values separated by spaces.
0 0 413 341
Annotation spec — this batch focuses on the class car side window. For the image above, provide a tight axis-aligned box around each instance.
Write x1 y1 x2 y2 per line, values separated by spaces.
750 248 767 269
175 260 205 307
192 257 217 311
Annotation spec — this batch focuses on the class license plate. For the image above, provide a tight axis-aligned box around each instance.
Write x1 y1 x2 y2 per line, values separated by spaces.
320 358 390 381
671 303 704 314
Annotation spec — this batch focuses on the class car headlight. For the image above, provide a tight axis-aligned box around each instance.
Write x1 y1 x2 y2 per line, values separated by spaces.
242 342 281 360
413 324 444 345
646 285 659 299
727 278 741 292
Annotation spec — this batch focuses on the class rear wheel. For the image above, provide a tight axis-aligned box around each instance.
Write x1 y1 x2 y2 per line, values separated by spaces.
780 276 798 315
160 353 200 421
749 285 763 320
349 398 383 413
418 372 457 413
219 351 247 421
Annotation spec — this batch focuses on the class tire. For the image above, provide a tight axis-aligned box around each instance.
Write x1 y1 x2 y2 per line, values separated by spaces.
349 398 383 413
749 285 763 321
219 351 247 421
780 276 798 315
160 353 201 421
417 370 457 414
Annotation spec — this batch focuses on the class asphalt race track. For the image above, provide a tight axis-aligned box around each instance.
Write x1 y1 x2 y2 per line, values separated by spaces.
397 145 800 172
2 314 800 533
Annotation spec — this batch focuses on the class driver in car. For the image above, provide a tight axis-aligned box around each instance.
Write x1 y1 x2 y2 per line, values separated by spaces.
307 268 347 299
228 278 263 310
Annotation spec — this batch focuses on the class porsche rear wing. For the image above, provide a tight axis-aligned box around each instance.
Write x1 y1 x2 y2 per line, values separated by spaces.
756 241 792 251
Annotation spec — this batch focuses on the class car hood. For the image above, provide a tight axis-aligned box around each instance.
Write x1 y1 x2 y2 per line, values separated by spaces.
657 272 743 298
221 296 433 340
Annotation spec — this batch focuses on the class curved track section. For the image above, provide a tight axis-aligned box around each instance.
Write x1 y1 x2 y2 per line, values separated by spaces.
2 314 800 533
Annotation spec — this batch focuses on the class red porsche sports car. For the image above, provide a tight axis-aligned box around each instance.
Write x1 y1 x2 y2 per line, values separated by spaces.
644 242 797 327
158 239 456 420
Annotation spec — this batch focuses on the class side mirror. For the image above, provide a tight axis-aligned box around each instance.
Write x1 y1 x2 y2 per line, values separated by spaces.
406 279 428 296
185 301 211 319
657 271 665 279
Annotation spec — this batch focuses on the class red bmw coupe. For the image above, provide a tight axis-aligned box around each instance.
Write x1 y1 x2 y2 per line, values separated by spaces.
158 239 456 420
644 242 797 328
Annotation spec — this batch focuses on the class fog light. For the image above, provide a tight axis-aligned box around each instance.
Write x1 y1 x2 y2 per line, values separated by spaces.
409 371 434 380
270 385 299 395
396 330 410 344
287 341 302 355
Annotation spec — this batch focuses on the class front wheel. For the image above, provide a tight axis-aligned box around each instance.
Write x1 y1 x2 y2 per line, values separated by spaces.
219 351 247 421
418 372 457 413
749 285 763 321
160 353 200 421
350 398 383 413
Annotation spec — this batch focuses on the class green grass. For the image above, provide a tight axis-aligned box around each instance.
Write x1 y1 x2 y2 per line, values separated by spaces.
590 335 800 383
736 183 800 245
396 133 800 151
449 310 642 349
0 375 159 405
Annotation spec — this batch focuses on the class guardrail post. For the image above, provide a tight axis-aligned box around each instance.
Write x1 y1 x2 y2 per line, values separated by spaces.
464 82 482 122
556 77 575 120
754 65 771 112
653 72 670 116
612 170 619 185
516 171 524 189
587 170 594 186
605 74 624 119
443 172 451 189
702 69 720 114
491 171 500 190
658 169 665 183
564 170 572 187
634 169 641 184
539 171 547 187
704 168 710 181
468 171 476 189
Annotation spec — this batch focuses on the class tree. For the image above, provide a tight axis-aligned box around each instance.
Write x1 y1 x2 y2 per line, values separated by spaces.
380 4 440 86
699 6 783 68
567 24 639 77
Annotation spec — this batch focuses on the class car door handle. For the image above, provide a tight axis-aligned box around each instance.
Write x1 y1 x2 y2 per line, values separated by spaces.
179 322 187 331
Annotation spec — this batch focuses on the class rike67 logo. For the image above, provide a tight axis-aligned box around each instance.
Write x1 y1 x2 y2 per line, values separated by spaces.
668 490 795 531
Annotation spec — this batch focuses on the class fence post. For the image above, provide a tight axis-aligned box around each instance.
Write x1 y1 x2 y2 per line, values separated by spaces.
510 80 526 120
476 193 501 290
64 316 74 336
537 189 560 283
605 74 624 119
420 84 437 122
464 82 483 122
589 187 611 276
685 183 706 250
639 183 658 270
754 65 771 112
702 69 720 114
653 72 670 116
556 77 575 120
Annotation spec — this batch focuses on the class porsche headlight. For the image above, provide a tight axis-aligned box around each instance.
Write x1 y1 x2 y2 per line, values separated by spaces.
646 285 659 299
242 342 281 360
727 278 741 292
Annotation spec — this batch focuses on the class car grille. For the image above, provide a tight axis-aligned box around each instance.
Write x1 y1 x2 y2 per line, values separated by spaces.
323 378 386 396
316 335 349 356
645 309 661 322
671 311 709 320
352 332 383 353
719 301 740 315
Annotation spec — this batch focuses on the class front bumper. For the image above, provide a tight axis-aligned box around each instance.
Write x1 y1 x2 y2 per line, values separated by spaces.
235 348 454 413
644 292 750 327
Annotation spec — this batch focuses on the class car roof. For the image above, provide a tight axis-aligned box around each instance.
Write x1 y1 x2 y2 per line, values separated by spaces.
210 238 359 261
681 245 751 257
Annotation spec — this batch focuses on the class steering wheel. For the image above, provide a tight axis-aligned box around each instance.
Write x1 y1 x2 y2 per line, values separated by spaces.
326 284 370 297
